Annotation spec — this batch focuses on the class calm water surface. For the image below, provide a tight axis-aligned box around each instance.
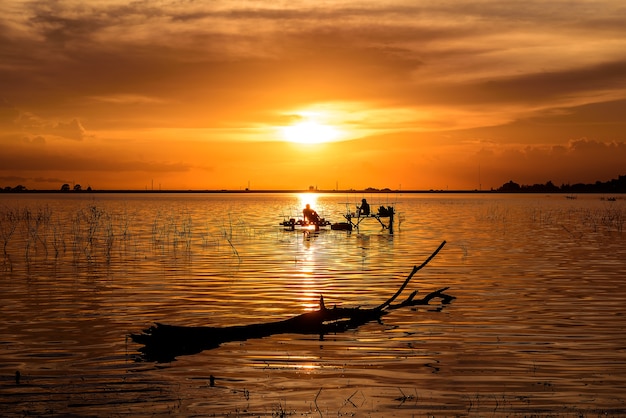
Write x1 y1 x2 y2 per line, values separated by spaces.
1 192 625 416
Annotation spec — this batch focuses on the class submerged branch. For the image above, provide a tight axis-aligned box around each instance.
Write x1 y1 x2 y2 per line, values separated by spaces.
131 240 454 362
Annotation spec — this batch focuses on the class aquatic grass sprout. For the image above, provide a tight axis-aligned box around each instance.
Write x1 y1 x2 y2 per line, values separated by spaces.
0 203 245 271
526 205 624 233
0 207 19 256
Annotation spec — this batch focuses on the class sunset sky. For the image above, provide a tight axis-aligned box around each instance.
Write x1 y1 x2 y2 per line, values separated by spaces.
1 0 625 191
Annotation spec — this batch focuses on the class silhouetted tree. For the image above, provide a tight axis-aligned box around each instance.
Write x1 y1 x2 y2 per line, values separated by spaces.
498 180 521 192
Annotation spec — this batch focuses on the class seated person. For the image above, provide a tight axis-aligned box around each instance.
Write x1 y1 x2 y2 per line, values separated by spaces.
357 198 370 216
302 204 321 223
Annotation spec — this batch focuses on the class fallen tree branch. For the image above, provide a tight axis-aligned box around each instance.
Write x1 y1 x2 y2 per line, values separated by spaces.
131 240 454 362
374 240 447 312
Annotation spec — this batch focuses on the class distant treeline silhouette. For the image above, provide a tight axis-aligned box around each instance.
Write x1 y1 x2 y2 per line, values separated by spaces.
2 174 625 193
497 174 625 193
1 183 90 193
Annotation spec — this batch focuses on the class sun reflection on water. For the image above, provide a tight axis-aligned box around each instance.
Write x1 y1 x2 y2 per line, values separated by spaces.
294 236 323 311
249 354 321 371
295 248 320 311
297 279 322 312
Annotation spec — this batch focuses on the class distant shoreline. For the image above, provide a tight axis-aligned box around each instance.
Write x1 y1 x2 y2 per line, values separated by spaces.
1 189 624 194
4 175 625 194
2 189 483 194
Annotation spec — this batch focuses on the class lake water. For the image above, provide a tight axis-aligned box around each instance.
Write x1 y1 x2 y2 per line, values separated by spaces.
1 192 625 417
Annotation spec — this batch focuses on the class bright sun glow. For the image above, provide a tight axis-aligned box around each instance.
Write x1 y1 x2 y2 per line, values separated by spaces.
298 192 319 213
281 118 340 144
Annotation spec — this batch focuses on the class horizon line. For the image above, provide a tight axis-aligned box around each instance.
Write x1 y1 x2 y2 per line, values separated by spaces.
2 188 624 194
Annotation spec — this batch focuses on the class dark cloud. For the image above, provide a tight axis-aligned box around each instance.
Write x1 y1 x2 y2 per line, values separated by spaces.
473 61 626 106
0 146 191 173
0 100 21 133
444 98 626 145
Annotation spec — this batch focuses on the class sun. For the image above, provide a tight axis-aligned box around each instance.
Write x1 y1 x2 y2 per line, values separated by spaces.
281 119 340 144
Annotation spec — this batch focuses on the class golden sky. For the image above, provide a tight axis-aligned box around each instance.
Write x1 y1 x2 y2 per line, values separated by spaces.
1 0 625 190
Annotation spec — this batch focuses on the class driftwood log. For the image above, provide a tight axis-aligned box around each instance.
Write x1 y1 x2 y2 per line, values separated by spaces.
131 240 454 362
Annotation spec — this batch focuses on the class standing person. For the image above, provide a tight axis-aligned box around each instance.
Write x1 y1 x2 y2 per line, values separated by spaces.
358 198 370 216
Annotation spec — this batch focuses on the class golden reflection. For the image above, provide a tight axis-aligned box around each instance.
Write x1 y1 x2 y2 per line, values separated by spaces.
297 235 322 311
292 193 327 312
250 355 321 371
298 278 321 311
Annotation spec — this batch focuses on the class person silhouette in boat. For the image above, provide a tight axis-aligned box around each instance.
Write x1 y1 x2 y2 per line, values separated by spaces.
303 204 321 224
358 198 370 217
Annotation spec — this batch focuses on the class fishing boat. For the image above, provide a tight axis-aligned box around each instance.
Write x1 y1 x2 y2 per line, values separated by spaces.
338 204 395 234
280 202 396 234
